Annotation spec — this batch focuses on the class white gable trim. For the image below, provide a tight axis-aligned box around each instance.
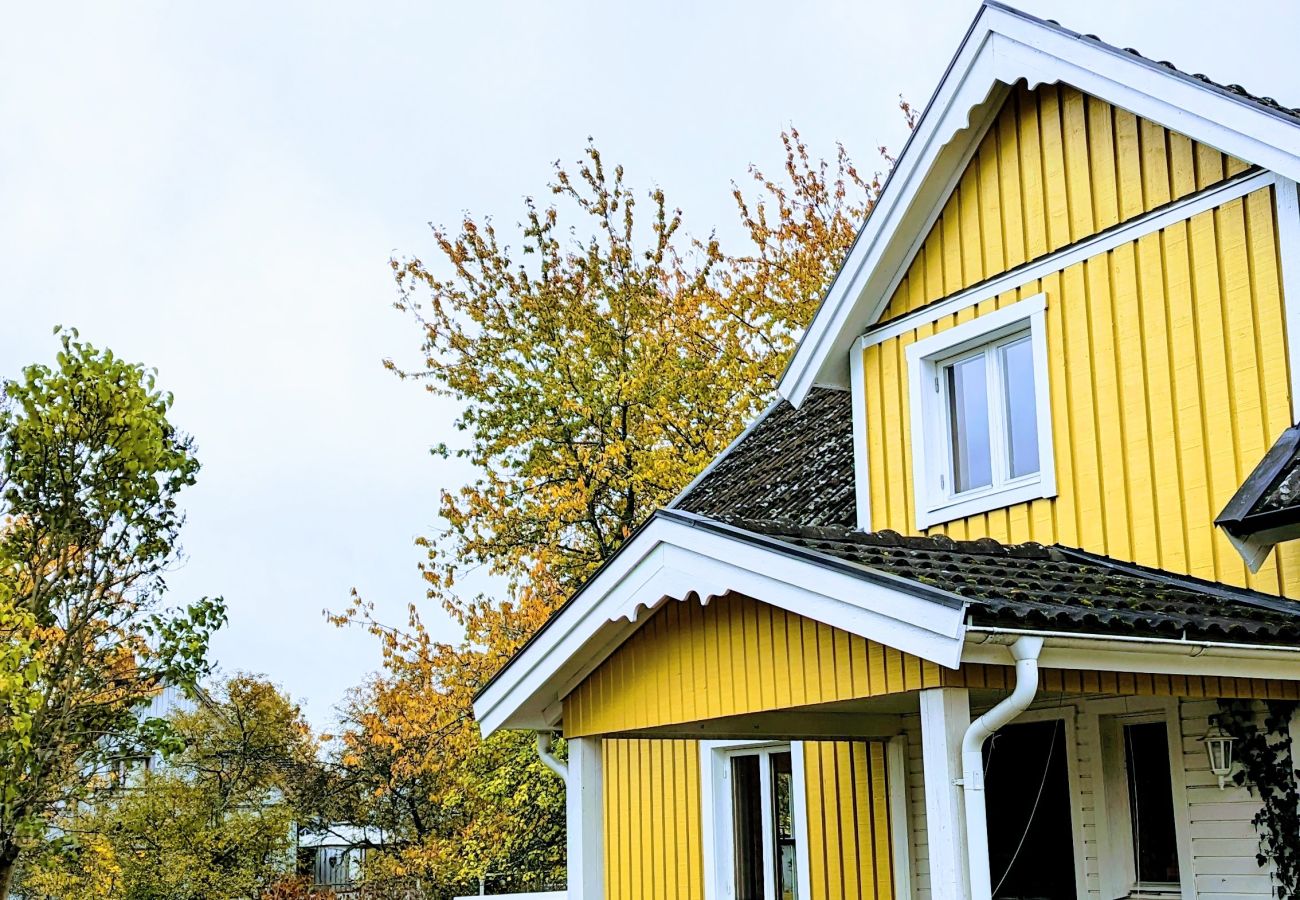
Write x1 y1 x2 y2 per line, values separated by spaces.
779 2 1300 406
473 512 969 736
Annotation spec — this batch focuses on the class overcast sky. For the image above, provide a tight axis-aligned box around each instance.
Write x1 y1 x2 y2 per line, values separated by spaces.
3 0 1298 727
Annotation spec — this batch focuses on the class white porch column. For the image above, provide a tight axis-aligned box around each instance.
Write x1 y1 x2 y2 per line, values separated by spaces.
567 736 604 899
920 687 972 900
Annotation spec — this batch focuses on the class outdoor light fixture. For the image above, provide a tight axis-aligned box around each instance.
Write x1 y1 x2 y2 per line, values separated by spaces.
1201 724 1237 789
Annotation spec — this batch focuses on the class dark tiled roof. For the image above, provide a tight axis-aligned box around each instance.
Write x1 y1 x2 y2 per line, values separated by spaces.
673 388 856 527
694 515 1300 646
1217 426 1300 539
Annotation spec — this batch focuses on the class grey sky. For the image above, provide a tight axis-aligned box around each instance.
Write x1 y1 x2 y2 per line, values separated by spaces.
3 0 1297 727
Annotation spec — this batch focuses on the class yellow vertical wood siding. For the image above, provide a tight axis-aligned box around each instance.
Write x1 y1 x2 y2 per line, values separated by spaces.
881 82 1249 322
805 741 895 900
862 186 1297 596
564 593 944 737
603 738 704 900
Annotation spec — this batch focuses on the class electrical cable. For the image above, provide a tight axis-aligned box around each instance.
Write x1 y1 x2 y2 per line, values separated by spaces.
991 713 1064 897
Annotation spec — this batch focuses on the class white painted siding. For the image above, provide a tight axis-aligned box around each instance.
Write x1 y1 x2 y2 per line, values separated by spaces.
1180 699 1276 900
901 716 931 900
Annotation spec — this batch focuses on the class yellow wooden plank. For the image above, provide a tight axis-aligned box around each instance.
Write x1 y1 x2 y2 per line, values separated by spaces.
978 135 1005 277
896 328 922 531
648 741 665 893
817 621 838 702
852 743 873 894
1195 139 1225 191
1086 94 1120 231
806 745 828 900
834 628 854 701
1038 85 1072 253
835 744 859 899
1110 237 1160 567
959 165 984 288
772 608 792 709
872 742 894 900
864 346 889 530
997 97 1026 271
1186 206 1237 583
1085 253 1131 560
879 339 907 532
1061 86 1094 242
1017 84 1049 260
1141 116 1174 207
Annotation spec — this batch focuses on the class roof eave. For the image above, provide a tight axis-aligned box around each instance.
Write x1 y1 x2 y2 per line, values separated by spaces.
472 510 969 736
779 2 1300 407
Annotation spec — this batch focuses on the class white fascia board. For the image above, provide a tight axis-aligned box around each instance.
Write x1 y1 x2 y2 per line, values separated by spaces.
778 3 1300 406
963 629 1300 681
474 515 969 736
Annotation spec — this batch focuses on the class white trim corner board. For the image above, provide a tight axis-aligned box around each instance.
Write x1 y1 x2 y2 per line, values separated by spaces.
849 343 872 532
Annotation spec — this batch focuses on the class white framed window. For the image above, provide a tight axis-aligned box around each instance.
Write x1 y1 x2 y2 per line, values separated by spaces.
1093 702 1194 900
700 741 812 900
905 293 1055 529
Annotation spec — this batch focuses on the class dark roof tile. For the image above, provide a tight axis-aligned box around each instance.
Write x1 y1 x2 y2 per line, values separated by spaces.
673 388 856 527
1218 425 1300 538
699 515 1300 646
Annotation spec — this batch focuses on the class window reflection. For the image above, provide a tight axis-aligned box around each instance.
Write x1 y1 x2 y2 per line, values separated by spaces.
947 353 993 492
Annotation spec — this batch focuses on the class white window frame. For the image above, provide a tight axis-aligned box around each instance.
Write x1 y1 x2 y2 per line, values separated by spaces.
699 740 812 900
1087 698 1195 900
905 292 1055 530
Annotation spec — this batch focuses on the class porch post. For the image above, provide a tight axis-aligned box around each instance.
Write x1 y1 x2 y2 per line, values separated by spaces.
567 736 604 899
919 687 971 900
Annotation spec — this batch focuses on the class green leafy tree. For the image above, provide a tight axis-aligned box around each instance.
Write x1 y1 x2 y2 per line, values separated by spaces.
0 329 226 894
336 129 888 891
20 674 320 900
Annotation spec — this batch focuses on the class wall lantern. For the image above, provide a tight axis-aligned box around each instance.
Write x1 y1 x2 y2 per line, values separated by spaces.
1201 724 1237 789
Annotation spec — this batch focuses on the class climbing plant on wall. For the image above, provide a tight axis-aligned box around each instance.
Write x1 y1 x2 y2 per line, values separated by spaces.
1213 699 1300 899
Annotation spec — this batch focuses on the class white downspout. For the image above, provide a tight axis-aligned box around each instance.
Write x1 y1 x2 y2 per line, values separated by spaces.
961 634 1043 900
536 731 568 781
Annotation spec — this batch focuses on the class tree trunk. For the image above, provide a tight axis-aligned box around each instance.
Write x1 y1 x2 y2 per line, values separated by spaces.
0 839 19 898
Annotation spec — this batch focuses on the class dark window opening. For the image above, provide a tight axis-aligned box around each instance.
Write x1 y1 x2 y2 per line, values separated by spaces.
1124 722 1181 886
984 719 1077 900
731 749 799 900
732 754 765 900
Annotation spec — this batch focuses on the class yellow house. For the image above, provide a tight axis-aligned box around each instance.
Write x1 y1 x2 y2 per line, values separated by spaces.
475 4 1300 900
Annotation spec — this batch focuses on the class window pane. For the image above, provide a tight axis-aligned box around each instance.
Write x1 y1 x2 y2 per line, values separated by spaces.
1000 337 1040 479
947 354 993 493
1124 722 1181 884
771 752 798 900
732 755 765 900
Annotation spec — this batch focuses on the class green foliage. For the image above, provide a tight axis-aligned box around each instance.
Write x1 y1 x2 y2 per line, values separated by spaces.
19 675 319 900
1214 699 1300 898
0 329 225 892
335 131 886 894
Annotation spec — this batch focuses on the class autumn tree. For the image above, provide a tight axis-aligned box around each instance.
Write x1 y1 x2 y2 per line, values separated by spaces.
0 330 226 895
336 129 887 890
19 674 321 900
